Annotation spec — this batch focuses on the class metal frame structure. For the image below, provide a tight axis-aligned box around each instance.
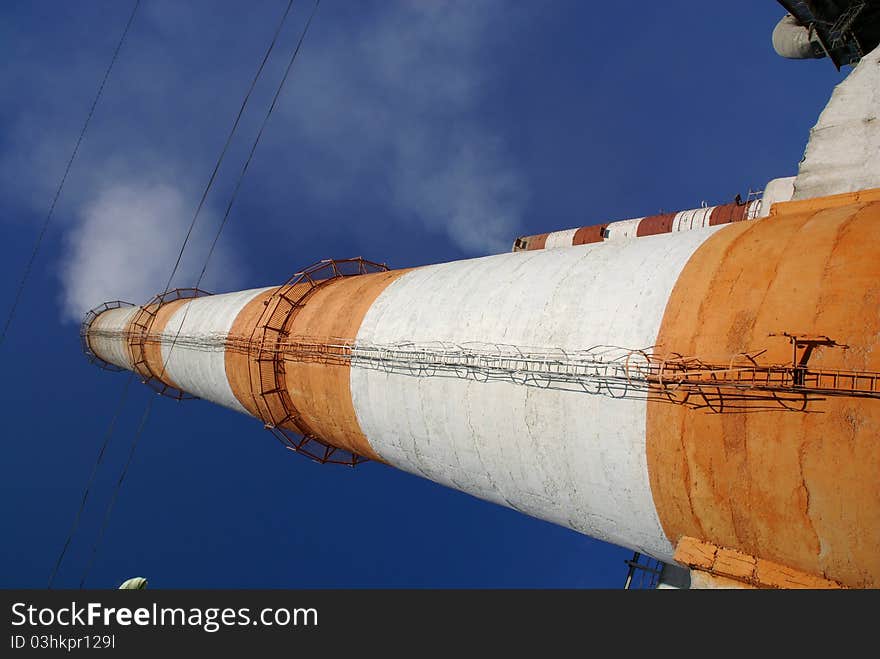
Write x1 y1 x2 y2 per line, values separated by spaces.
623 552 665 589
91 322 880 414
128 287 212 401
80 300 135 372
777 0 873 68
247 258 389 466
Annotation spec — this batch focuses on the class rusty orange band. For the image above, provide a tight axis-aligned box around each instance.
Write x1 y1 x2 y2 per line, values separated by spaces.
226 270 411 461
525 233 548 250
647 189 880 588
124 300 187 390
139 298 188 390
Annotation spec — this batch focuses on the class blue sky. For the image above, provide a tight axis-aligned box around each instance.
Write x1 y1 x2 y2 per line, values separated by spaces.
0 1 845 588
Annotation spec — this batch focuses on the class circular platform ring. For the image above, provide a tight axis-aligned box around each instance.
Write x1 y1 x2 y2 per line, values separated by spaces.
127 287 212 401
248 257 389 466
81 300 135 372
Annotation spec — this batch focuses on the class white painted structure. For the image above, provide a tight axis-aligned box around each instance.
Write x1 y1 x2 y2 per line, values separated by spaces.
672 206 714 232
602 217 643 241
758 176 796 217
159 288 274 414
87 306 138 370
352 228 723 560
543 228 579 249
795 43 880 199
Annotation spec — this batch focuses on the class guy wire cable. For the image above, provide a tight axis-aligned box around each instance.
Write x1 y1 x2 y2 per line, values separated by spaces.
77 0 322 589
49 0 297 588
0 0 141 348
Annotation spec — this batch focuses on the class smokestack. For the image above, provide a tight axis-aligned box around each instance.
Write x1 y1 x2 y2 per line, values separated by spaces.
83 188 880 589
510 177 796 253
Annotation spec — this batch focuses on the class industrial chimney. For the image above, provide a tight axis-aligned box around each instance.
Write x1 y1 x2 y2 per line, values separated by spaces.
81 42 880 590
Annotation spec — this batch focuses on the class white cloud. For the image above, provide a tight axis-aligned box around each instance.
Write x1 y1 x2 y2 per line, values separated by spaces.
278 0 528 253
1 0 527 324
60 182 239 322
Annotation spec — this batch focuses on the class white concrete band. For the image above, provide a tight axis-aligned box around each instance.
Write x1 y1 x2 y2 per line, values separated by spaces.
673 206 714 232
760 177 796 217
160 287 275 414
351 228 724 560
603 217 643 241
89 306 138 370
544 228 579 249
